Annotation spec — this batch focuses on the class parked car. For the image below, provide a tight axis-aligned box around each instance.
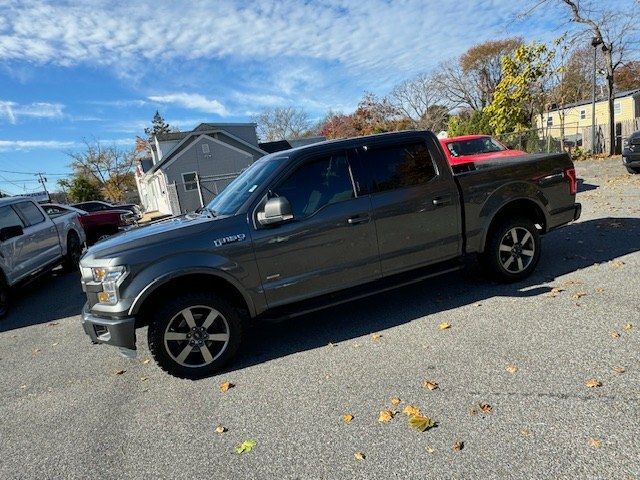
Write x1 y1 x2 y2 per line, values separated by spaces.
71 200 142 219
439 135 526 170
0 197 86 317
622 130 640 174
80 130 580 378
42 203 135 246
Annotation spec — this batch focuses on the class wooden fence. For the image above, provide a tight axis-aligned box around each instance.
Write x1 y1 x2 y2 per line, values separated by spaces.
582 118 640 154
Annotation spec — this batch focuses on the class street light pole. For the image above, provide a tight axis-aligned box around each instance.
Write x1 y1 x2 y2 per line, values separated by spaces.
591 36 602 154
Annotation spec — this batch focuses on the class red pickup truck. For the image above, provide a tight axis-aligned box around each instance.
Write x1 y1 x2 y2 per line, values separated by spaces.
439 135 526 168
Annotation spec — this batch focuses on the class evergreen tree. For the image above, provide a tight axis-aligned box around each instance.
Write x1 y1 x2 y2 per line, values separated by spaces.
144 110 172 139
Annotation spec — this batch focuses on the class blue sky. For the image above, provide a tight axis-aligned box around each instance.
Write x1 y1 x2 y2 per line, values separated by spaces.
0 0 633 194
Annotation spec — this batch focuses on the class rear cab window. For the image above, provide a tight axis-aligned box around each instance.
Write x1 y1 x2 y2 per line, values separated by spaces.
14 201 46 227
0 205 25 230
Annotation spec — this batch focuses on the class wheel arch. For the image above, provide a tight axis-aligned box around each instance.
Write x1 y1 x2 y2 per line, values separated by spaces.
480 198 548 253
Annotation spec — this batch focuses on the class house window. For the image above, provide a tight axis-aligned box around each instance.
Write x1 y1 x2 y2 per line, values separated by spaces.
546 116 553 127
614 101 621 115
201 143 210 154
182 172 198 191
580 110 586 120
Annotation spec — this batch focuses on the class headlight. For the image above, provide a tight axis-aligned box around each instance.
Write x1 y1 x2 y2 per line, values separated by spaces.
92 266 126 304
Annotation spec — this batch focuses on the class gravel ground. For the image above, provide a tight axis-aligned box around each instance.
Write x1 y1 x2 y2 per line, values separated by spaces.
1 157 638 480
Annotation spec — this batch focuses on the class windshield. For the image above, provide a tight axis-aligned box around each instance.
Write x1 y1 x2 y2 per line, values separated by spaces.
206 156 283 216
446 137 506 157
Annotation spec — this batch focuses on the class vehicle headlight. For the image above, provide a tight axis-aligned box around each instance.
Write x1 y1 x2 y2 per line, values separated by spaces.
92 266 126 304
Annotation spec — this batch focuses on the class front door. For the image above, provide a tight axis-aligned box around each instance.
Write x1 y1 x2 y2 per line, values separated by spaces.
14 201 61 271
358 139 461 276
251 150 380 308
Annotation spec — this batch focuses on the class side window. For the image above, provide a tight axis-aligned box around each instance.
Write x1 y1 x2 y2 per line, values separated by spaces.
0 206 24 230
273 152 355 219
44 206 63 216
365 142 437 193
15 201 45 227
182 172 198 191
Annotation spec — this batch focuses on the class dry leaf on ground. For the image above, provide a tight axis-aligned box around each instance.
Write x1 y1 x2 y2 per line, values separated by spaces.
47 322 59 327
426 447 435 453
585 378 602 388
327 342 337 347
114 369 126 375
378 410 394 423
479 402 492 413
235 439 256 454
371 333 382 341
453 441 464 451
423 380 439 391
142 358 151 365
506 365 518 374
571 292 587 300
612 366 626 374
437 322 451 330
140 376 149 382
390 397 401 405
547 287 565 297
220 381 235 392
611 260 625 268
342 414 354 423
610 331 621 339
622 323 632 331
595 288 605 293
215 425 227 433
402 405 421 416
409 415 436 432
589 438 602 449
354 452 365 461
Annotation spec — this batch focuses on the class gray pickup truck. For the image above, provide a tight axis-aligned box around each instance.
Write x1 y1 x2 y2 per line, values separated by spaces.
0 197 86 316
80 131 581 378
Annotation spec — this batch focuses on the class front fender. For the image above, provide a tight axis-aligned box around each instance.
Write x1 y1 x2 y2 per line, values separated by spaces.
124 252 258 317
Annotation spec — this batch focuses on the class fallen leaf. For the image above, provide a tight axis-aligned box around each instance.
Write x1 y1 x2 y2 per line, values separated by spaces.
546 287 565 297
589 437 601 449
140 376 149 382
235 439 256 454
423 380 439 391
612 366 626 374
402 405 421 417
469 408 478 416
353 343 361 348
20 384 27 389
371 333 383 341
520 429 532 437
611 260 625 268
409 415 437 432
452 441 464 451
506 365 518 374
622 323 632 331
426 447 435 453
52 342 59 347
437 322 451 330
219 382 234 392
142 358 151 365
378 410 394 423
32 348 41 354
354 452 365 461
585 378 602 388
47 322 59 327
390 397 401 405
114 369 126 375
595 288 605 293
610 331 621 339
215 425 227 433
342 414 354 423
571 292 587 300
479 402 493 414
327 342 337 347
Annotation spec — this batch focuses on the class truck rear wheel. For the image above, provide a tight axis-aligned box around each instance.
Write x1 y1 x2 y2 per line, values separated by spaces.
62 231 82 272
481 217 541 283
626 166 640 174
147 292 242 379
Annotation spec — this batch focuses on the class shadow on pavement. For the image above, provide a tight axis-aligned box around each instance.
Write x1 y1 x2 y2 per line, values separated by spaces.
233 217 640 373
577 179 598 192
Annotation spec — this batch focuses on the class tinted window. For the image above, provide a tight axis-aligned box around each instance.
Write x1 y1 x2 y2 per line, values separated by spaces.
273 152 354 219
43 205 64 216
365 142 436 192
0 206 24 230
15 201 45 226
76 202 105 212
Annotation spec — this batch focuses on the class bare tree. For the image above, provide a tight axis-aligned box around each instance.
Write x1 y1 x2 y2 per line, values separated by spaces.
254 107 311 142
67 139 137 202
388 73 451 131
523 0 639 155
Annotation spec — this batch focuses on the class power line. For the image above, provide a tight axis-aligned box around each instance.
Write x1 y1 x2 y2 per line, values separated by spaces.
0 168 68 176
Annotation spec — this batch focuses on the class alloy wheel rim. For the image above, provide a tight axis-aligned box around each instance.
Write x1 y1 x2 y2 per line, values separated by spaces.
163 305 230 367
498 227 535 274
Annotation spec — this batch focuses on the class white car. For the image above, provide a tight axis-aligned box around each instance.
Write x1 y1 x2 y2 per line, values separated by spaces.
0 197 86 317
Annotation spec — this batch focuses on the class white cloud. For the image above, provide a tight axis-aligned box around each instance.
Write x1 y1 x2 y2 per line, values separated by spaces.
0 140 77 151
0 100 64 124
148 93 227 115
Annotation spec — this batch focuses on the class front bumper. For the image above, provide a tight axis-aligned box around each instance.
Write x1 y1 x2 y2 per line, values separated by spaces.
622 151 640 167
82 302 137 352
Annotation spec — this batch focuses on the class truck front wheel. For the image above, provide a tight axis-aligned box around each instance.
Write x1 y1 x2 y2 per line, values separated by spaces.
147 292 243 379
481 217 541 283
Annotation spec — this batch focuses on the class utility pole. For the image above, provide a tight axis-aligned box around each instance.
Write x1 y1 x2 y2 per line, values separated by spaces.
591 36 603 154
36 173 50 198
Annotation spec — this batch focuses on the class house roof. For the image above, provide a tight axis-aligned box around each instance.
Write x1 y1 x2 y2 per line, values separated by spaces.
549 88 640 112
155 123 258 142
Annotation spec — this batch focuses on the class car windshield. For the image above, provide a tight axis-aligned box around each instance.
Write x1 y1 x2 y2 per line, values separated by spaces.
206 156 283 216
446 137 506 157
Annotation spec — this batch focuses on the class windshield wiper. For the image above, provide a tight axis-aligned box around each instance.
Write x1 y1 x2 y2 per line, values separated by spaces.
195 206 217 217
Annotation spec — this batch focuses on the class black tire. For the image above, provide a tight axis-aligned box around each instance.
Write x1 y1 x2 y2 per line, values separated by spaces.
480 217 541 283
147 291 243 379
625 166 640 174
62 231 82 272
0 276 9 319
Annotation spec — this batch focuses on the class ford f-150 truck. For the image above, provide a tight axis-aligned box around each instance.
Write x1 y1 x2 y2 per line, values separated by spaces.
80 131 581 378
0 197 85 317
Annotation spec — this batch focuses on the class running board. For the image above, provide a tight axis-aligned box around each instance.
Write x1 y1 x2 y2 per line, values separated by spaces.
259 258 464 322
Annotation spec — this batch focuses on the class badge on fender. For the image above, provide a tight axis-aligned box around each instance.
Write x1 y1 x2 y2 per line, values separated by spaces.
213 233 246 247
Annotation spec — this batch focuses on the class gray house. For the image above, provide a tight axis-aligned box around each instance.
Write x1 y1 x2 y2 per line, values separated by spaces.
135 123 266 215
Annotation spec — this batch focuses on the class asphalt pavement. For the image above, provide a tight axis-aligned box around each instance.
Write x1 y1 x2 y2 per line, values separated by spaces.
0 157 638 479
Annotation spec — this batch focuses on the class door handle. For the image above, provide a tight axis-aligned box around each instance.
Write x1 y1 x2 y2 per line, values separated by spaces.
432 196 452 207
347 215 370 225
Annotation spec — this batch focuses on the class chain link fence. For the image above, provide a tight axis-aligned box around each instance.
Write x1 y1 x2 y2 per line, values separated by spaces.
494 123 583 155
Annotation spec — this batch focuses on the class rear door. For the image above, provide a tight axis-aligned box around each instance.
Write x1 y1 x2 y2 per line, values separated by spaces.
14 201 61 270
359 138 461 276
251 149 380 307
0 205 29 284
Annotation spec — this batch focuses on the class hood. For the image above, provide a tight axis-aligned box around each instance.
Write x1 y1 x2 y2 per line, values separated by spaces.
82 213 218 261
449 149 526 166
